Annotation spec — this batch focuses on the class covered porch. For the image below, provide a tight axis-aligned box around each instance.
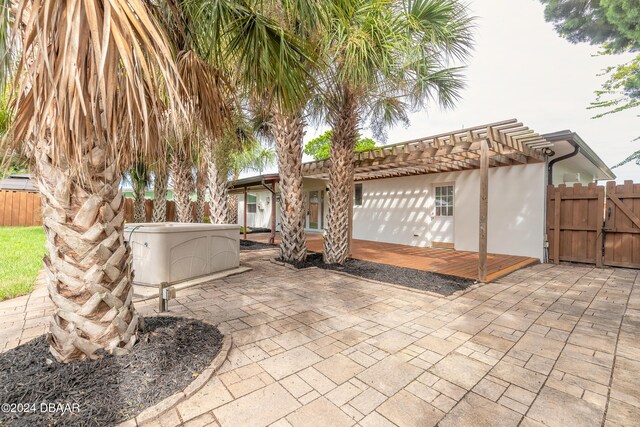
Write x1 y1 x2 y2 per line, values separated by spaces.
246 232 538 282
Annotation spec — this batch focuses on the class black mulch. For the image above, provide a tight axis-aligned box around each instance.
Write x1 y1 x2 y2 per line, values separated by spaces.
240 239 279 251
0 317 223 427
281 252 474 296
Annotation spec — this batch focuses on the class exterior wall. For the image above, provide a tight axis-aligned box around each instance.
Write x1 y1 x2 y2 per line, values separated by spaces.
352 163 546 260
238 191 276 229
237 178 328 232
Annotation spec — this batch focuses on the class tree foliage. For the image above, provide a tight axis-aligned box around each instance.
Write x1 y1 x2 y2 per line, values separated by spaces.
230 141 275 179
540 0 640 165
304 130 376 160
540 0 639 51
540 0 640 101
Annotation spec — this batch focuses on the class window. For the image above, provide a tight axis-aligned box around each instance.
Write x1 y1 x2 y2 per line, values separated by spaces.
247 194 257 213
354 183 363 206
435 185 454 217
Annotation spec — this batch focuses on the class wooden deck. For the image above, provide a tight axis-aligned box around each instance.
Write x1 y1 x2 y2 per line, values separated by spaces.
246 233 538 282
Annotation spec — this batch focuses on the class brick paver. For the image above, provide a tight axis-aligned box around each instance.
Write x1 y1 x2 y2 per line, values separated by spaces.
1 251 639 426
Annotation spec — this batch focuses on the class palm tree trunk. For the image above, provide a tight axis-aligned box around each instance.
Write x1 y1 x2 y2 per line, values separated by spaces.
323 90 358 264
36 148 139 362
207 144 229 224
133 193 146 223
152 171 168 222
171 152 194 223
227 194 238 224
226 169 240 223
195 162 208 223
273 110 306 262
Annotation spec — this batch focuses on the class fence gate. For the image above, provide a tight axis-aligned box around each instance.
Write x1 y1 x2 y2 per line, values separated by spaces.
547 183 604 267
547 181 640 269
603 181 640 268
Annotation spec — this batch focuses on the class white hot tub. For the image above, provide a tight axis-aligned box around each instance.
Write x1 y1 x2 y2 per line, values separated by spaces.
124 223 240 287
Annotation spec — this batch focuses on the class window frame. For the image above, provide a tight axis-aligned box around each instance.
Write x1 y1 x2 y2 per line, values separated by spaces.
434 185 454 217
246 193 257 214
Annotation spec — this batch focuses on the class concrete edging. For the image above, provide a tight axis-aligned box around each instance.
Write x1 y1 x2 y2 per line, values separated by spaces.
120 322 232 427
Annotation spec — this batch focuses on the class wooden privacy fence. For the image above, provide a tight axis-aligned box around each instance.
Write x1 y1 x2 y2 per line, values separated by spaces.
0 193 207 226
123 199 209 223
0 190 42 226
547 181 640 269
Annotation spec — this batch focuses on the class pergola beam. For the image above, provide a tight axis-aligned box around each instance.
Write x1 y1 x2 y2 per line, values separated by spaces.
300 119 552 182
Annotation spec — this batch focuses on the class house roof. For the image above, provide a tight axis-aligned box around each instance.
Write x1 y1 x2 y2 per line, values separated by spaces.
301 119 554 181
0 174 38 192
228 173 280 193
543 130 615 181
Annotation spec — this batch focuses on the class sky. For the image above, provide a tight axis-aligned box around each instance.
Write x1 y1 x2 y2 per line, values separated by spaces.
271 0 638 182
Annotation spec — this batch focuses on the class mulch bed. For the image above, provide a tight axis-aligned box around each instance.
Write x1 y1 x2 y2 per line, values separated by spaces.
282 252 473 296
0 317 223 427
240 239 279 251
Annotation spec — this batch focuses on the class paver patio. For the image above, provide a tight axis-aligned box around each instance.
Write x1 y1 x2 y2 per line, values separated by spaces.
1 249 639 426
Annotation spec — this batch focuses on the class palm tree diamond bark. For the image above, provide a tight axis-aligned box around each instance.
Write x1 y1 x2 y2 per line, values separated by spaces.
152 171 168 222
273 111 307 262
227 194 239 224
170 151 195 223
36 149 139 362
133 193 146 223
195 161 208 223
207 164 229 224
206 144 230 224
323 91 358 264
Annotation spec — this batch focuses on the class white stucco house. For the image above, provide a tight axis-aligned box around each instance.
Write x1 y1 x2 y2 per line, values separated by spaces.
230 119 614 263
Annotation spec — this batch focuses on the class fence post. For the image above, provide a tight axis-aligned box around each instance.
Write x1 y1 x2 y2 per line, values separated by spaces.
596 185 604 267
553 185 562 264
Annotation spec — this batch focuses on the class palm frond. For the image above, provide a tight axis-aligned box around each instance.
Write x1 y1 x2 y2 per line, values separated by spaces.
4 0 182 176
191 0 320 113
177 49 230 140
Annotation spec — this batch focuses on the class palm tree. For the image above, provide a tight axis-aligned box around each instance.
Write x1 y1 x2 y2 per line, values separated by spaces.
128 161 149 223
195 153 208 223
206 140 230 224
152 2 233 224
207 110 274 225
244 1 327 261
150 160 169 223
3 0 181 362
320 0 474 264
206 109 254 224
189 0 324 260
170 142 196 223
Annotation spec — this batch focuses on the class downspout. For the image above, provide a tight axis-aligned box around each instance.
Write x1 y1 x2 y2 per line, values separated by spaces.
547 139 579 184
544 138 579 263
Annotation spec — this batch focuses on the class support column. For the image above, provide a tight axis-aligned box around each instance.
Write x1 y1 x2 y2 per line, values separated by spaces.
270 181 277 244
243 187 248 240
479 140 489 282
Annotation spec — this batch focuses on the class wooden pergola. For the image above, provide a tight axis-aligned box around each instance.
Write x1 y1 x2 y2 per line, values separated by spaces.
302 119 553 181
301 119 554 281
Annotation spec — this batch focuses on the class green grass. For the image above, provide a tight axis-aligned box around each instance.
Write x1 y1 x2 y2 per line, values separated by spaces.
0 226 46 301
